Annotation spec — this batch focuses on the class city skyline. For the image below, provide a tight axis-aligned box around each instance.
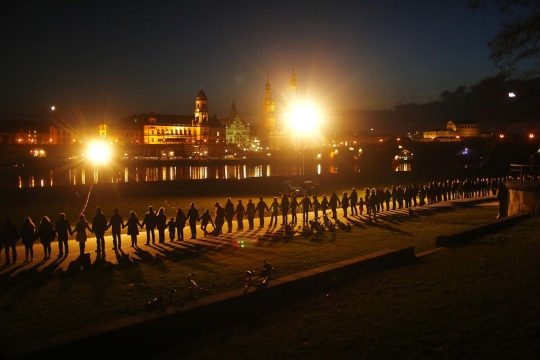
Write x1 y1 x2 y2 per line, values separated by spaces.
1 1 518 124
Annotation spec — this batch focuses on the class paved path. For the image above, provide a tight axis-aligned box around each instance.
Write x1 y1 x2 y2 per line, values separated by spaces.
0 196 497 277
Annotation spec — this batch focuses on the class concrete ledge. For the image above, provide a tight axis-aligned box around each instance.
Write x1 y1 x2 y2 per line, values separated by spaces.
435 213 528 247
7 247 417 359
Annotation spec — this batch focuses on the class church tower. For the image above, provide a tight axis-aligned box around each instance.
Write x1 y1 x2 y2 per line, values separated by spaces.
289 66 298 104
261 70 275 134
193 87 208 125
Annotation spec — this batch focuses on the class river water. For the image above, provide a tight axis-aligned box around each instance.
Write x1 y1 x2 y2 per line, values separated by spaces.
0 162 360 188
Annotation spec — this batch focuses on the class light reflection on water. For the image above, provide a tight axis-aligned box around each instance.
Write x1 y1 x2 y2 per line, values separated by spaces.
1 162 360 188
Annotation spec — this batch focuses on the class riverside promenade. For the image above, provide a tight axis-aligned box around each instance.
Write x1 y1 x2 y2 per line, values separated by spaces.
0 197 497 277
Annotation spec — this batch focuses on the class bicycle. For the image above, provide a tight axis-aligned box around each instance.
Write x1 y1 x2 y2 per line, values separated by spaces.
146 273 203 311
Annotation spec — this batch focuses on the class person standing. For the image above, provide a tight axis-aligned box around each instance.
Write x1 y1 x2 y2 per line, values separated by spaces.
299 194 312 223
312 195 320 219
224 198 235 232
350 188 358 216
289 193 299 224
280 194 290 225
329 191 340 219
92 207 107 254
269 197 280 226
246 199 256 230
124 211 142 247
320 195 329 216
37 216 55 260
256 197 269 228
214 202 225 234
141 206 157 245
20 217 36 262
186 203 199 239
167 217 176 241
73 214 92 255
175 208 187 241
108 208 124 250
341 192 350 218
0 217 20 265
55 213 72 257
235 200 245 231
156 207 167 244
384 188 391 211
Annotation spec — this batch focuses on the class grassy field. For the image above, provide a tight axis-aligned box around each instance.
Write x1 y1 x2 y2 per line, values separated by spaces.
151 216 540 360
0 199 499 356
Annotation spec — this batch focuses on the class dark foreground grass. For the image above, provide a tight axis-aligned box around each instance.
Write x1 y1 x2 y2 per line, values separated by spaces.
0 203 498 356
151 216 540 360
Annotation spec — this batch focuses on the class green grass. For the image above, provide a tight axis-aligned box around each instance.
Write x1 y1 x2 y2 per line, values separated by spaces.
0 200 498 355
150 216 540 360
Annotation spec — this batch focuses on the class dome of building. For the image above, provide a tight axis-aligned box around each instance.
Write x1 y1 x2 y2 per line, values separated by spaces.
196 88 207 100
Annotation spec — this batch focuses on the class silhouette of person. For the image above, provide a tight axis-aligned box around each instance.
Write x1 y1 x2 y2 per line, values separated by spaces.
350 188 358 216
246 199 256 230
108 208 124 250
341 192 350 217
167 217 176 241
20 217 36 262
329 191 340 219
289 193 299 224
156 207 167 243
91 207 107 253
224 198 235 232
299 194 312 223
235 200 245 230
320 195 329 216
0 217 20 265
55 213 72 257
141 206 157 245
124 211 142 247
312 195 320 219
175 208 187 241
186 203 199 239
269 197 280 226
73 214 92 255
280 194 290 225
214 202 225 235
37 216 55 260
199 209 214 236
256 197 269 228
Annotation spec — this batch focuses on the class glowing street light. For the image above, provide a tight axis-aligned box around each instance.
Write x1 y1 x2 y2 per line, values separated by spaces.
88 141 111 164
508 92 516 98
529 133 535 140
289 103 321 133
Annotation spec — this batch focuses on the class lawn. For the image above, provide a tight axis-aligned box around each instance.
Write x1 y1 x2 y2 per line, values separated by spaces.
151 216 540 360
0 199 498 356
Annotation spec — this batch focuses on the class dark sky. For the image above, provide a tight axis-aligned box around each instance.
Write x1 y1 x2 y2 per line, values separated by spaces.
0 0 513 124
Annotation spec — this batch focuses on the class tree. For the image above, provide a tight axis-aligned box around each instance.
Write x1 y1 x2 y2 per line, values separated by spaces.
470 0 540 77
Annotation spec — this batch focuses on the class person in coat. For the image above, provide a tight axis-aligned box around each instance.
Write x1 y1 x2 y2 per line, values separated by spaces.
0 217 20 264
20 217 36 262
37 216 56 260
72 214 92 255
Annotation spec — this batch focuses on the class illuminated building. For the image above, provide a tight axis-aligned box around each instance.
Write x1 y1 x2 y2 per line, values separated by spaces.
222 100 251 148
422 120 479 141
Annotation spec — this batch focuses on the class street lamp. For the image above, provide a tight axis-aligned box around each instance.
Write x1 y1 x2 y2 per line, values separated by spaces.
289 103 321 175
87 141 111 206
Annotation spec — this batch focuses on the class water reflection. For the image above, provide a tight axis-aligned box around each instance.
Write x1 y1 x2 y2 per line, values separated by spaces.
0 162 358 188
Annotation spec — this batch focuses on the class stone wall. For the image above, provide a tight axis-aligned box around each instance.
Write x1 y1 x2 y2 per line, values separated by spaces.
506 182 540 217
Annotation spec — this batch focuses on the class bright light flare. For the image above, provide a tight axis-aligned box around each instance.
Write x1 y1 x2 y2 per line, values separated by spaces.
289 103 321 133
508 92 516 98
88 142 111 164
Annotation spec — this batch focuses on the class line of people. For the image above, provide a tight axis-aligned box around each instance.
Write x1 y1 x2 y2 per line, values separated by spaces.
0 177 505 265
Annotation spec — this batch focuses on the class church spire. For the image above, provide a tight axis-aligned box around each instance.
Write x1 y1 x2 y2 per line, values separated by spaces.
289 66 298 102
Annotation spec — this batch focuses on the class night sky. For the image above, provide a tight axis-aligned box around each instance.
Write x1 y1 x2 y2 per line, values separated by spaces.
0 0 514 125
